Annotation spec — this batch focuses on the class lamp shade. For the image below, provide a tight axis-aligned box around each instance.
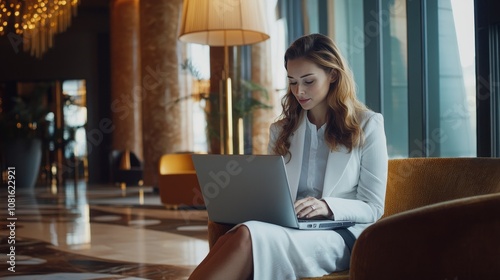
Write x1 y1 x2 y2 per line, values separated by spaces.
178 0 270 46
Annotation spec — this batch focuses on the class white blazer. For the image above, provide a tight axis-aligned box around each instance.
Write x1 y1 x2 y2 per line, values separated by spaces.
268 110 388 237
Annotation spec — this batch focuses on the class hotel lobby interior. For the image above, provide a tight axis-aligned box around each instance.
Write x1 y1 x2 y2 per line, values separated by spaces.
1 0 500 279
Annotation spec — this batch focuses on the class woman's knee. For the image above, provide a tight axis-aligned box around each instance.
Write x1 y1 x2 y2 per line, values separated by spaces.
234 225 251 239
228 225 252 252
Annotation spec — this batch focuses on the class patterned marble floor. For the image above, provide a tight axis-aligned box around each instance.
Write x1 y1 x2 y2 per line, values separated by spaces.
0 181 209 279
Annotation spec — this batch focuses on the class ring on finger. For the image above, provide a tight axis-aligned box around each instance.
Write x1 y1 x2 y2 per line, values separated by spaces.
310 205 315 211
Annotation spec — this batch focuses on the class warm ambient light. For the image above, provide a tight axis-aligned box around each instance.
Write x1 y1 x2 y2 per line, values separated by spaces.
0 0 80 58
178 0 270 154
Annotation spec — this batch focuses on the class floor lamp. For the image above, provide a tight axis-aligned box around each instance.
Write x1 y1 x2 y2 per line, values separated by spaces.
178 0 270 154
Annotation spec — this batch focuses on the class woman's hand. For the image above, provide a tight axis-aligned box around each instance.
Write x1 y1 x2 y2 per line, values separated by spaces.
294 197 334 219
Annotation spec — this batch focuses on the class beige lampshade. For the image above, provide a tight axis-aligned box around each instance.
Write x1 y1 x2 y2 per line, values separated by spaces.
178 0 270 46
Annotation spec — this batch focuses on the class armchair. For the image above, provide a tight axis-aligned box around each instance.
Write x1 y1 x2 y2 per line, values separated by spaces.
157 153 204 209
347 192 500 280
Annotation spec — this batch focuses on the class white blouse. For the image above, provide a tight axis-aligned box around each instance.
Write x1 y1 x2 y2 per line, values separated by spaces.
296 117 330 200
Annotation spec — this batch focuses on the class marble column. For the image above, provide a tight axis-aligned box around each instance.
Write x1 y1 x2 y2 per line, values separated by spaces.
110 0 143 160
251 40 278 154
140 0 189 185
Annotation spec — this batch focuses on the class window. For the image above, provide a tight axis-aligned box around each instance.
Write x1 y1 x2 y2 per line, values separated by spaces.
433 0 476 156
62 80 87 159
406 0 476 157
330 0 366 103
381 0 409 158
276 0 480 158
186 43 210 153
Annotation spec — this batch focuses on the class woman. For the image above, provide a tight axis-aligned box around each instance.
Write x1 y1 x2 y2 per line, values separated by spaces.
189 33 388 280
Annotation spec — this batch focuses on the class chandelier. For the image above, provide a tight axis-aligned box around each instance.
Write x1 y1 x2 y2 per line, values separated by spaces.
0 0 80 58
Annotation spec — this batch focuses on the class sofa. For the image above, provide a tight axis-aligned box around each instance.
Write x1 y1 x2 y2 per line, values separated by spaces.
157 153 205 209
207 157 500 279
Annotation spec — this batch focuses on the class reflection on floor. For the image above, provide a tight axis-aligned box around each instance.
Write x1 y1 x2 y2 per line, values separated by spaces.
0 181 209 279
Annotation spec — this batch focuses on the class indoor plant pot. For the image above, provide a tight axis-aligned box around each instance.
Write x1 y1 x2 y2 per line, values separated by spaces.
0 82 49 190
3 138 42 189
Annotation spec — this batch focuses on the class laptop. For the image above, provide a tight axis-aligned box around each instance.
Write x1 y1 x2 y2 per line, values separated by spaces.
192 154 355 230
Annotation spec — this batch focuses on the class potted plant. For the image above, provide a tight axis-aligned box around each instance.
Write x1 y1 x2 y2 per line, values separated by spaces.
0 82 50 190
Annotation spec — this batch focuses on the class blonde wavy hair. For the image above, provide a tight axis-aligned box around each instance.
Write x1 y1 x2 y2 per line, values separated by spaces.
274 33 368 158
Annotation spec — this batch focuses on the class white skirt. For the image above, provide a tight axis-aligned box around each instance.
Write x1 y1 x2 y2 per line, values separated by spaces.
237 220 351 280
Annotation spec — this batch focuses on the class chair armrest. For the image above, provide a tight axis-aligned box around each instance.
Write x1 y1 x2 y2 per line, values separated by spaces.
350 193 500 280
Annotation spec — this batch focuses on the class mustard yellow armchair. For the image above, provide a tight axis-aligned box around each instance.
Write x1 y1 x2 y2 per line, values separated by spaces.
157 153 204 209
347 192 500 280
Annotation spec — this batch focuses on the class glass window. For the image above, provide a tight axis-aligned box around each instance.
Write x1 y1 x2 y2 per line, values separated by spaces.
62 80 87 159
432 0 476 157
384 0 476 158
186 43 210 153
382 0 409 158
329 0 410 158
331 0 366 103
